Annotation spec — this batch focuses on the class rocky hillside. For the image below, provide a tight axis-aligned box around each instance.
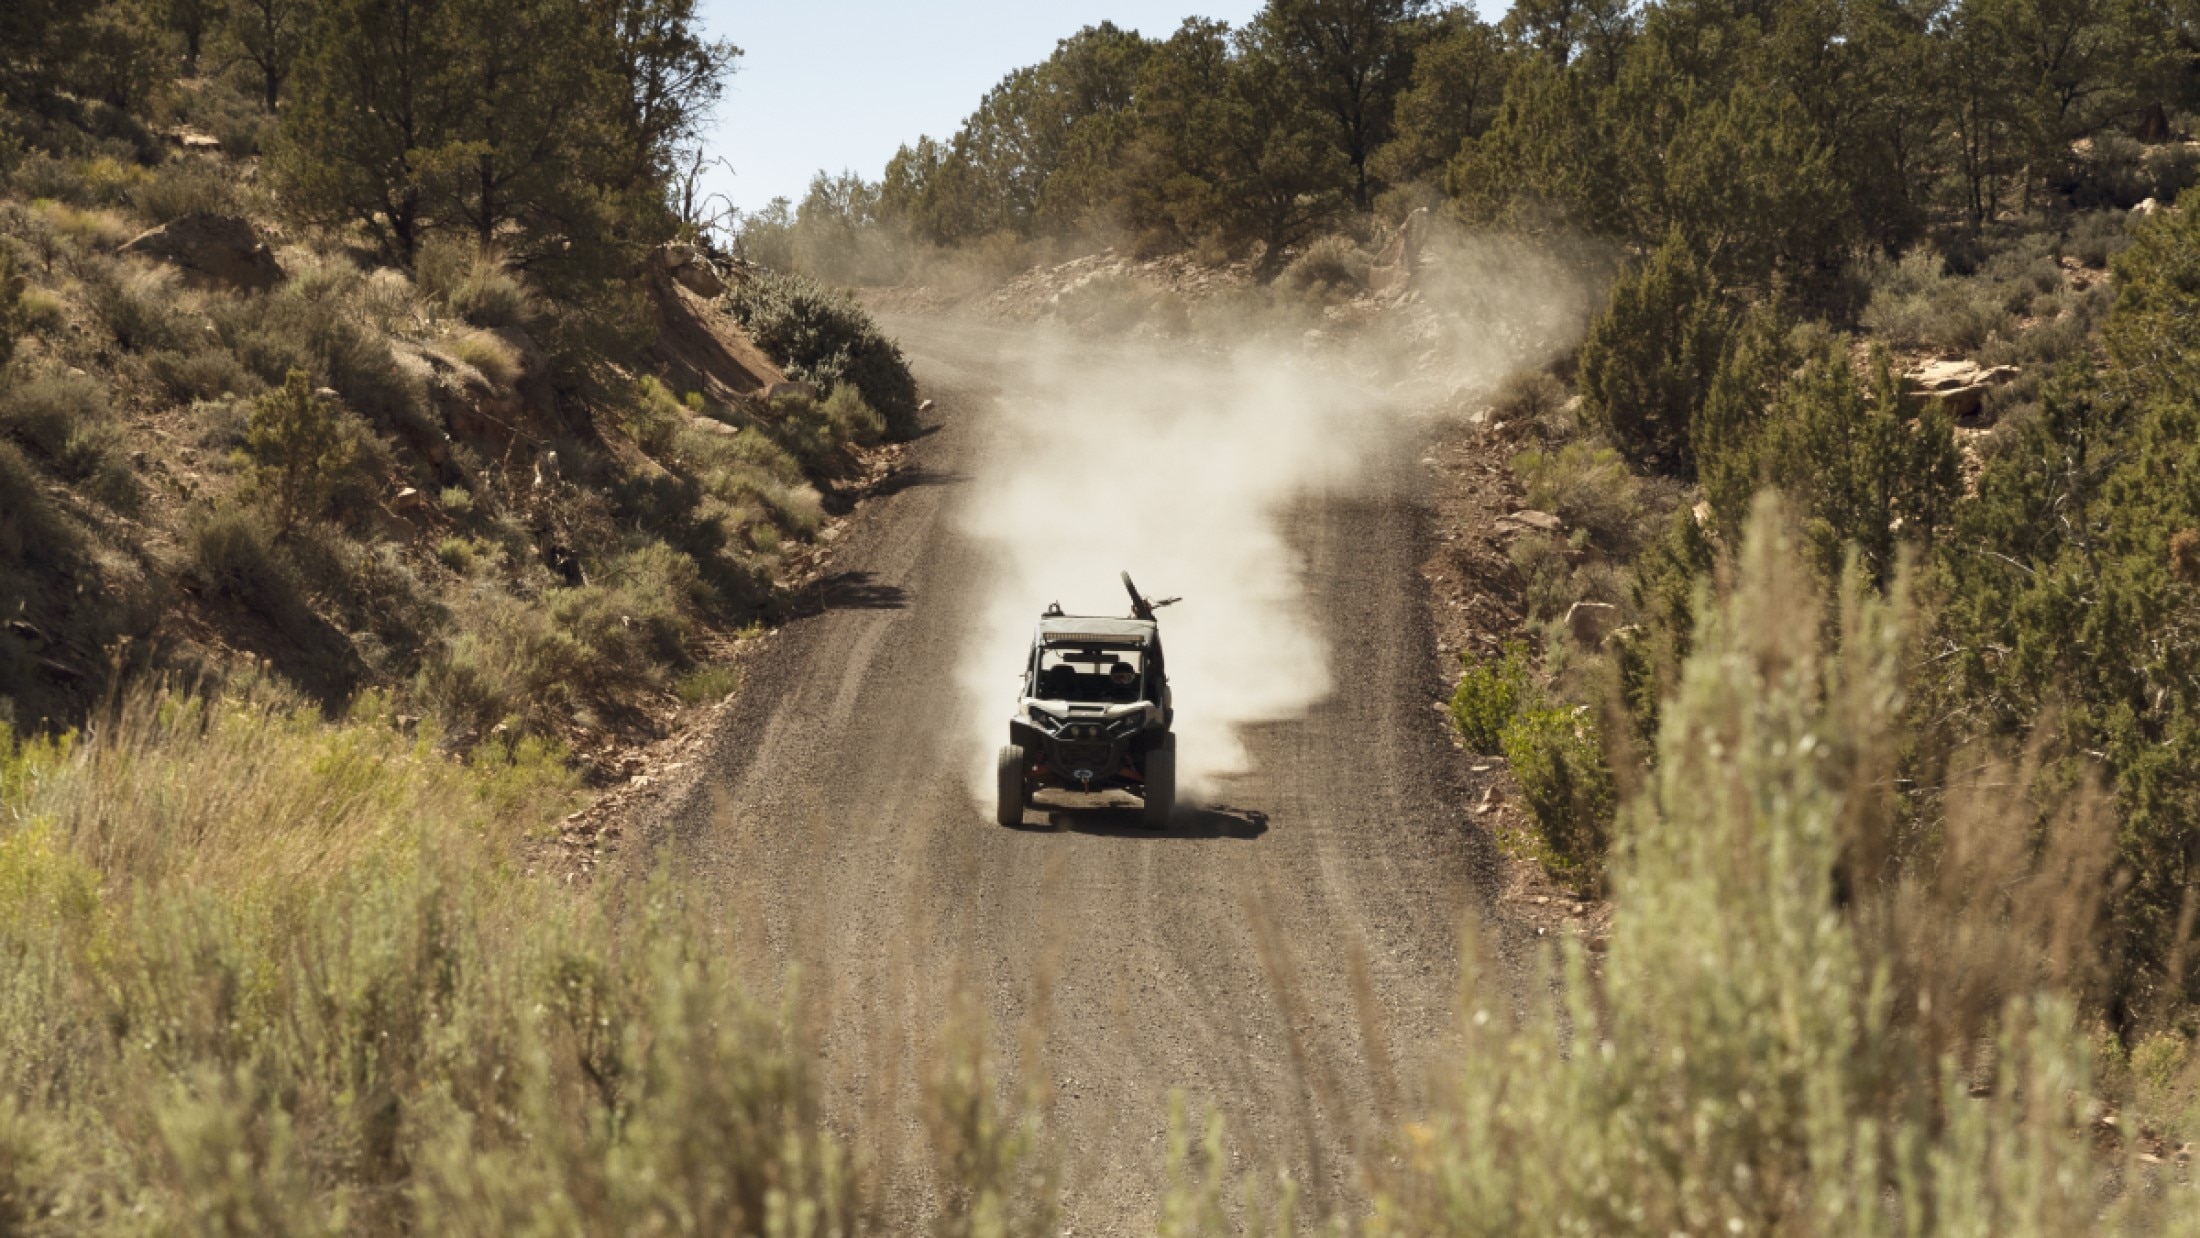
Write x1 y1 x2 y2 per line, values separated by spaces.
0 98 916 777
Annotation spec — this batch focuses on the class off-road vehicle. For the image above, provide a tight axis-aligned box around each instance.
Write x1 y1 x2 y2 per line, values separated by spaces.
998 573 1177 828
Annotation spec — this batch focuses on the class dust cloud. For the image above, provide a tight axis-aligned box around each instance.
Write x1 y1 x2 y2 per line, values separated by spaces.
953 229 1598 800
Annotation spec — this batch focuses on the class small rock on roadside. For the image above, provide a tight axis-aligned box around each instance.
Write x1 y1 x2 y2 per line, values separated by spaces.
1503 509 1564 534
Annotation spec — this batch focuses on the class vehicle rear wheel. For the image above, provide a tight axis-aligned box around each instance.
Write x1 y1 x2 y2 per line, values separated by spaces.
996 744 1028 828
1143 735 1176 827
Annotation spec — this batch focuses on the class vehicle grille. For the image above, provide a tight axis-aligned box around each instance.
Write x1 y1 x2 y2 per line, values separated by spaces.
1052 742 1115 772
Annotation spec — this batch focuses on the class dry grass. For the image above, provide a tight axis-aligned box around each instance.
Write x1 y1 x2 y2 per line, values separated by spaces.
26 199 135 251
447 325 522 389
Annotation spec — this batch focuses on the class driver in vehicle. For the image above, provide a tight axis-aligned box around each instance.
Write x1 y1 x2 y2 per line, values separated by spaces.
1107 662 1140 702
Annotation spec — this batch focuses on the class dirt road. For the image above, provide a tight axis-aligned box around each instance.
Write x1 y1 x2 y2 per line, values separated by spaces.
641 315 1517 1229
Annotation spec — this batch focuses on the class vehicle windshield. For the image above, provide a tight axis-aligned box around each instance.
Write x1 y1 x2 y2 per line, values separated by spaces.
1031 647 1147 703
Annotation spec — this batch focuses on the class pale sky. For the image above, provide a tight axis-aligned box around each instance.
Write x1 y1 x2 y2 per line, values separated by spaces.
692 2 1497 221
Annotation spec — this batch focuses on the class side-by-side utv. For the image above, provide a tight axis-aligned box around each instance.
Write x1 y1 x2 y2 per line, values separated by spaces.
998 573 1177 828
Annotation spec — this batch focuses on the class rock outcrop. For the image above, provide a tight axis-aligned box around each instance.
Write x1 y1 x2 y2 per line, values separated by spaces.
120 213 282 292
659 241 726 298
1903 358 2018 420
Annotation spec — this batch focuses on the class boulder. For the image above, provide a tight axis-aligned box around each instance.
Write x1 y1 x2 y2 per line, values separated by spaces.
1507 509 1564 533
2134 197 2163 217
1932 383 1991 419
763 380 819 404
120 213 282 292
673 260 725 298
164 127 221 152
660 241 726 297
1903 359 2019 421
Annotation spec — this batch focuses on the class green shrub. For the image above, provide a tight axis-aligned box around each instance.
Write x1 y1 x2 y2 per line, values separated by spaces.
177 79 275 157
416 237 540 329
241 369 372 532
447 327 520 389
821 383 884 450
1499 703 1616 881
673 663 740 705
1281 235 1369 301
0 685 879 1236
2067 209 2132 269
84 259 187 351
1512 441 1643 550
146 345 252 402
1977 234 2065 315
187 504 294 612
1363 503 2141 1235
623 376 687 454
1859 247 2013 351
0 247 22 368
0 440 73 572
26 199 134 251
1508 531 1579 623
123 157 240 224
1692 305 1799 541
1487 366 1569 434
1450 641 1532 754
725 269 921 439
1577 229 1729 470
0 370 106 462
435 535 488 575
1760 341 1960 584
419 543 706 737
216 262 429 427
14 286 64 335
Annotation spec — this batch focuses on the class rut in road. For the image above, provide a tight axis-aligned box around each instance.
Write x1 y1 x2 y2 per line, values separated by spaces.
635 316 1542 1230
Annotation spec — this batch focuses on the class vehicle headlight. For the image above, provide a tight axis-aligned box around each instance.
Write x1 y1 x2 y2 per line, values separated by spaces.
1025 707 1062 734
1108 710 1147 737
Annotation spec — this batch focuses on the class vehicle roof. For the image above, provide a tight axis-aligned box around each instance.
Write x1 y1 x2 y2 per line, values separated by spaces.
1036 615 1156 646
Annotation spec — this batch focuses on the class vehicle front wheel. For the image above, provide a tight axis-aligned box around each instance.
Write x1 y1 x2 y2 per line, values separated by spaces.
1143 735 1176 827
996 744 1028 828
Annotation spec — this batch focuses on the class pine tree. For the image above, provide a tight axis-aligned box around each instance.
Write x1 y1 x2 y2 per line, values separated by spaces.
228 0 313 109
1119 18 1349 259
1576 229 1730 470
1370 7 1507 189
1693 305 1799 544
432 0 604 260
273 0 465 263
1756 341 1958 584
244 370 358 534
1662 81 1850 294
1247 0 1431 209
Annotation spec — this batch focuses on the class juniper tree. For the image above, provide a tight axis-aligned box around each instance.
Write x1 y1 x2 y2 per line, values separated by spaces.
244 369 358 534
1247 0 1431 209
1576 229 1730 470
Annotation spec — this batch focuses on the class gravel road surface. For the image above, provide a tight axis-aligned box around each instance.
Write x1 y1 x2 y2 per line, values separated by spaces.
638 315 1515 1230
